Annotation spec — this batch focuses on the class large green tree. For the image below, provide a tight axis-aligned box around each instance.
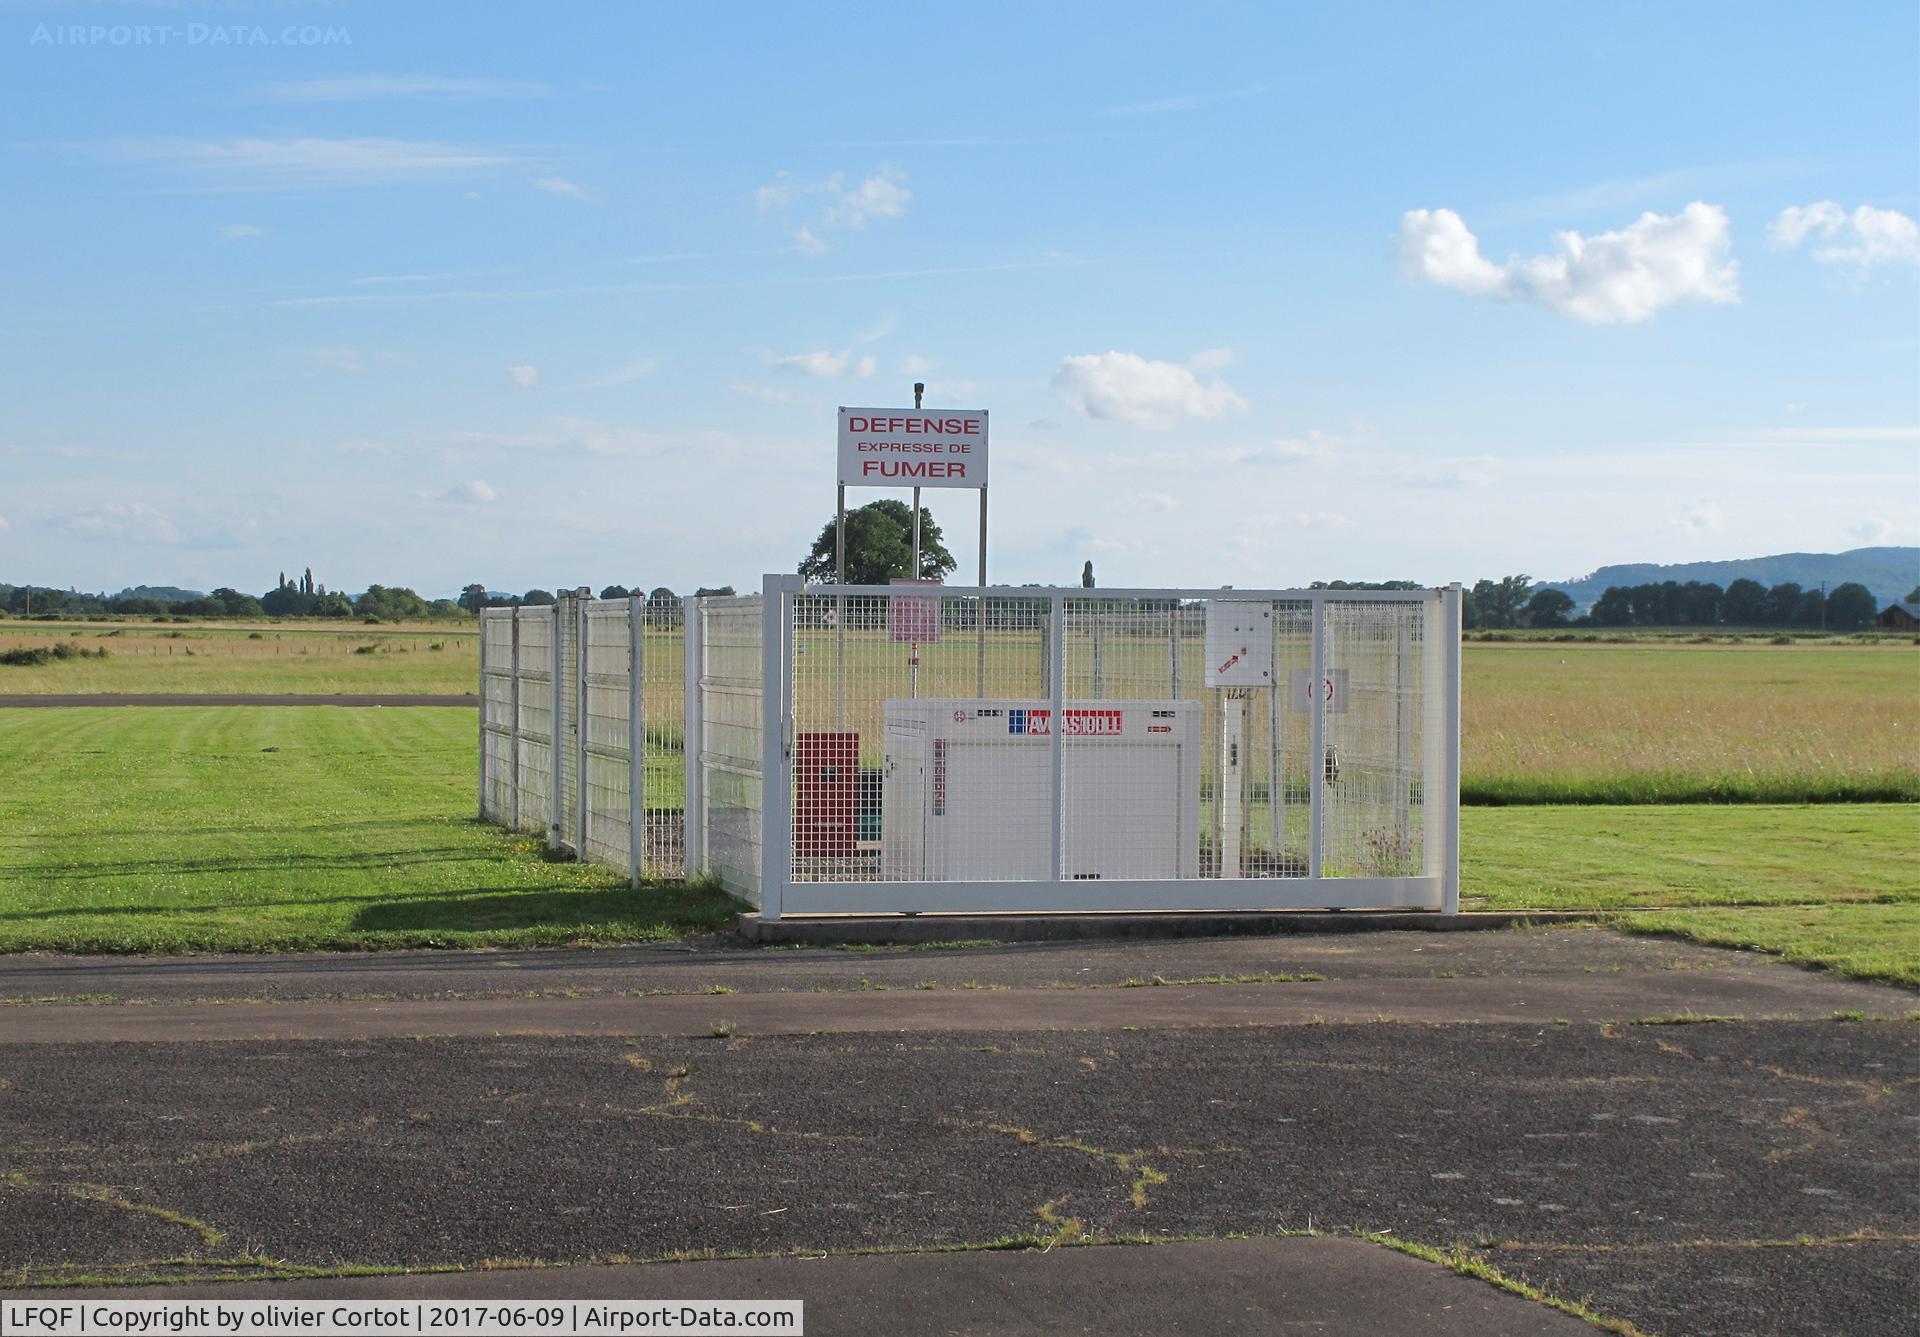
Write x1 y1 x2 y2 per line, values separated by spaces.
1826 582 1875 631
1523 588 1575 627
799 499 956 584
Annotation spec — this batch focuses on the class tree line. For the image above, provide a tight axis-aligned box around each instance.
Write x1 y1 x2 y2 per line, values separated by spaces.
1464 574 1884 631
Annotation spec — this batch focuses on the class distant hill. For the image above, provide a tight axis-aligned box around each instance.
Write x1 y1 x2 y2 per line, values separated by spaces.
1542 548 1920 611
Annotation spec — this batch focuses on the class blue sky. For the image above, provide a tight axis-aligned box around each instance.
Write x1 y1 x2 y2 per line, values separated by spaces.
2 0 1916 597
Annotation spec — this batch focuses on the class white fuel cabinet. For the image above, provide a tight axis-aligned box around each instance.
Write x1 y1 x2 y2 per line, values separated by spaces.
881 699 1201 882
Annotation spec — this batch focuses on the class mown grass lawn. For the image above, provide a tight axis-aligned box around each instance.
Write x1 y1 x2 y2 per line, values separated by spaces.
0 707 737 953
0 706 1913 984
1461 804 1919 986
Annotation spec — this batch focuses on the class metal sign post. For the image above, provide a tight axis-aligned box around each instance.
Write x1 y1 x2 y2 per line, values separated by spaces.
836 396 991 705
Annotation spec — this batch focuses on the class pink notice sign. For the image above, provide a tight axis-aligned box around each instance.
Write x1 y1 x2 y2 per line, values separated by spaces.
889 579 942 644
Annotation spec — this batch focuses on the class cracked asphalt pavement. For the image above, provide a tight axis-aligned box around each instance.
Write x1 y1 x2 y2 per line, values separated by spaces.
1 927 1914 1336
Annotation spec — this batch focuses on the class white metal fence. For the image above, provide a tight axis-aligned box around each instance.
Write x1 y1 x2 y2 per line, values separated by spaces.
480 576 1462 920
478 590 686 881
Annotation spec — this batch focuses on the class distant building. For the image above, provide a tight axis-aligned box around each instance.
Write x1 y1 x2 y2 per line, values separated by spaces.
1877 601 1920 631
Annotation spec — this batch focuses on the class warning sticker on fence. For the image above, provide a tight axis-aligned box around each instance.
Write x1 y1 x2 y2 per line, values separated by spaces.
1288 667 1350 713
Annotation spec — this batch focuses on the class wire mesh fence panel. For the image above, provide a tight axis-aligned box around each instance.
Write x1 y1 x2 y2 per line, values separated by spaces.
479 610 516 823
699 595 764 904
642 597 686 877
513 606 554 837
553 594 583 855
788 590 1051 884
1060 598 1202 883
1319 599 1427 878
581 601 632 868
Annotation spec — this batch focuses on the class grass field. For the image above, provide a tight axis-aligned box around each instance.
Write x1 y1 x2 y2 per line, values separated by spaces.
1 707 1913 982
0 621 478 695
1462 643 1919 804
4 622 1912 804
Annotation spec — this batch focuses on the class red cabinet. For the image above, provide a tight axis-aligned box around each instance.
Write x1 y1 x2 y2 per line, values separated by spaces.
794 732 860 858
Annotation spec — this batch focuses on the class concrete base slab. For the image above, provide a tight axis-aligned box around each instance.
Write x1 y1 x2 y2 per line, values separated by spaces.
737 909 1601 946
10 1236 1591 1335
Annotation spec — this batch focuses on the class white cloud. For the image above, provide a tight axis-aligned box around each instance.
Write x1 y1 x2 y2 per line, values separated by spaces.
1400 202 1740 323
1849 517 1894 544
251 75 550 103
770 349 874 378
755 171 817 213
0 513 9 531
311 347 365 373
826 167 910 228
219 224 266 241
86 136 522 188
1138 492 1179 513
1187 347 1236 373
1770 201 1919 269
1103 84 1268 117
1294 511 1355 529
757 166 910 243
900 353 935 376
1051 351 1247 429
533 176 596 203
1396 455 1498 489
1680 498 1726 537
578 357 654 390
1227 434 1332 465
733 382 792 403
62 501 183 544
506 364 540 389
336 439 387 456
439 480 499 505
443 417 716 458
922 378 977 401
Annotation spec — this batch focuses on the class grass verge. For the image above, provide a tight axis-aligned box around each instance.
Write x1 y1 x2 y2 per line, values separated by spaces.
1614 905 1920 988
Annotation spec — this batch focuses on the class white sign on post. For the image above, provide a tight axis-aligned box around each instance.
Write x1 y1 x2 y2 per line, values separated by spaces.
1203 600 1274 688
838 408 988 489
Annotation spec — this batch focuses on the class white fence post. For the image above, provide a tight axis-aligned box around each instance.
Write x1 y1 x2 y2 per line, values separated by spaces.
628 593 645 886
1308 594 1325 878
682 595 705 880
508 611 521 832
575 589 589 859
548 599 563 851
1048 589 1066 882
477 616 488 819
1441 584 1463 914
758 574 795 920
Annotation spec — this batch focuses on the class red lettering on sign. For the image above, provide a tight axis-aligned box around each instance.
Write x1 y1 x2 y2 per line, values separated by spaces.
862 459 967 479
1064 709 1123 736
